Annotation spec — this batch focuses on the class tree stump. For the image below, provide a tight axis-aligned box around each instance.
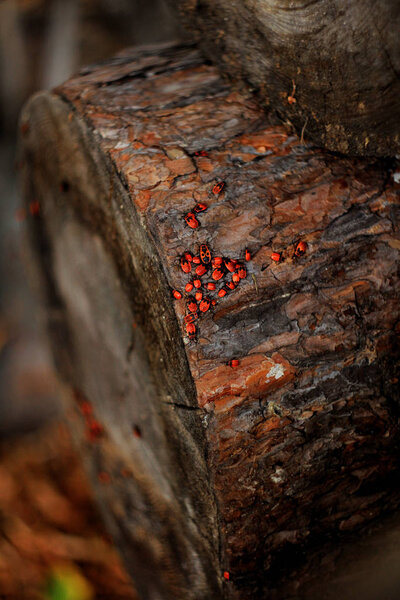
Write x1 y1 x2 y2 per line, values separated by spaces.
19 42 400 600
169 0 400 158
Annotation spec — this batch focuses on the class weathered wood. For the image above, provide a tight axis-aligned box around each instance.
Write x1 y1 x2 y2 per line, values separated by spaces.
19 42 400 600
169 0 400 158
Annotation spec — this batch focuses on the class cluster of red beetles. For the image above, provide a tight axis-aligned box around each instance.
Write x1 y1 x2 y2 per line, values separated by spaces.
172 242 250 342
175 176 307 342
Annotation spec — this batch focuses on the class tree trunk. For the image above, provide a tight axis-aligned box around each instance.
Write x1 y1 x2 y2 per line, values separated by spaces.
19 42 400 600
169 0 400 158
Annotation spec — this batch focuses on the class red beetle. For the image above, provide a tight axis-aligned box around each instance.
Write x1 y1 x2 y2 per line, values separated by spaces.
245 249 251 261
186 322 197 340
218 288 227 298
194 202 208 213
199 297 211 313
187 298 198 313
87 419 104 440
207 282 216 291
132 425 142 439
232 272 240 284
172 290 182 300
181 256 192 273
195 291 203 302
29 201 40 216
185 282 194 293
193 279 202 289
184 212 200 229
200 244 212 265
183 251 193 262
192 255 201 264
212 181 225 195
271 252 281 263
224 259 236 273
212 268 224 281
80 401 93 416
237 266 247 279
195 264 207 277
226 281 235 290
228 359 240 368
184 313 198 324
212 256 223 267
294 241 307 257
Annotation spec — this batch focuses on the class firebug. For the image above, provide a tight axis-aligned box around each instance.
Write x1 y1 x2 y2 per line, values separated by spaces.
87 419 104 440
172 290 182 300
245 249 251 261
224 259 236 272
237 266 247 279
29 201 40 216
218 288 227 297
80 401 93 416
193 279 202 288
195 291 203 302
199 244 212 264
212 181 225 195
199 298 211 313
185 282 194 293
207 282 216 291
271 252 281 262
132 425 142 438
184 313 198 324
212 268 224 281
184 212 200 229
186 322 197 340
187 298 198 313
228 359 240 368
193 203 208 213
294 241 307 257
195 264 207 276
181 257 192 273
232 273 240 284
192 256 201 264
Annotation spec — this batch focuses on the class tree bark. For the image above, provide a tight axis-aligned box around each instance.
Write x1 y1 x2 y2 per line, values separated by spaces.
169 0 400 158
19 42 400 600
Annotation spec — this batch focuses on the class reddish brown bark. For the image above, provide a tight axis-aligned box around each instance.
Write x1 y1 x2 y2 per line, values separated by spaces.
19 42 400 600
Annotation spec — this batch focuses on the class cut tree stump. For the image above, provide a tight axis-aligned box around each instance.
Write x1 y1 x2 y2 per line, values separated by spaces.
19 42 400 600
169 0 400 158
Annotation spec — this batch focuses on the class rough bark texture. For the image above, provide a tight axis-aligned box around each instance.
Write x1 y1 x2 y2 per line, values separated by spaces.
19 42 400 600
169 0 400 158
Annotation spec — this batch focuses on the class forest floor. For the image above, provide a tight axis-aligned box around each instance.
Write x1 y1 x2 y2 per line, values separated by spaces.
0 420 137 600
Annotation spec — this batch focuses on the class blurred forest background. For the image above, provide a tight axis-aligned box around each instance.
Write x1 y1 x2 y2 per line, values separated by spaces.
0 1 179 598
